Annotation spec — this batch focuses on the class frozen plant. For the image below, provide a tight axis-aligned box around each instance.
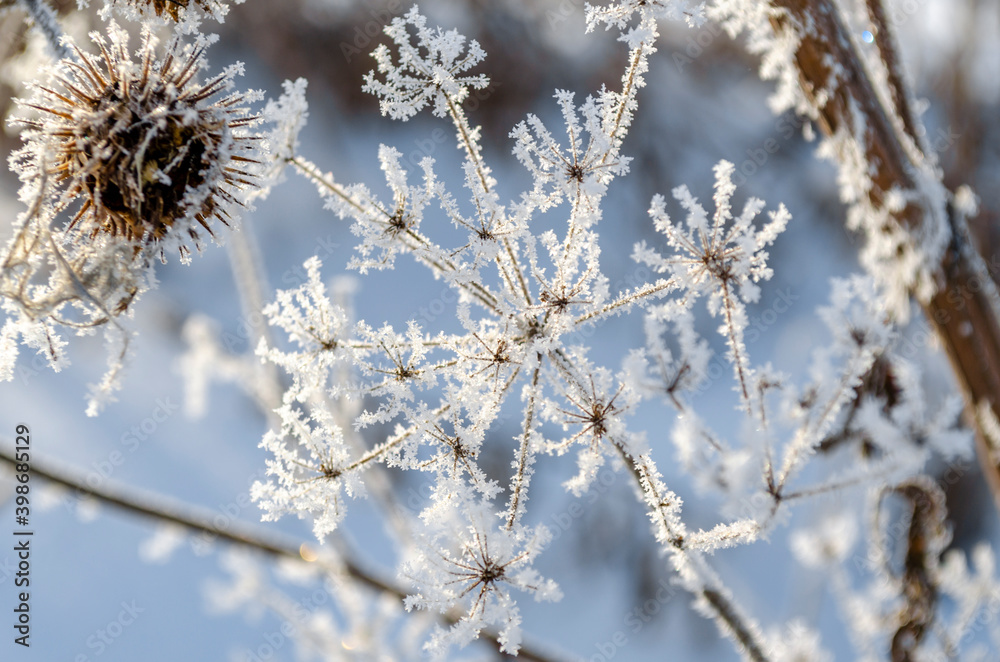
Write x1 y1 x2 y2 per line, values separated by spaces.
2 1 1000 661
236 3 998 659
97 0 245 31
1 17 264 413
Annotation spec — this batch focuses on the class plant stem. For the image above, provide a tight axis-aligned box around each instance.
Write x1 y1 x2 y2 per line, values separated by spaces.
766 0 1000 510
17 0 72 60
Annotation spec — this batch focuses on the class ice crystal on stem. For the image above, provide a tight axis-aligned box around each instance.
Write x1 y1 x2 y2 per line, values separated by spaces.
362 6 488 123
256 256 352 399
511 89 631 219
585 0 707 32
252 402 361 542
253 77 309 201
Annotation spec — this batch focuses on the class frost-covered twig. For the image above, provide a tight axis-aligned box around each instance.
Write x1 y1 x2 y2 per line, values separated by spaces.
0 439 394 590
226 223 283 413
862 0 922 151
621 449 771 661
15 0 71 60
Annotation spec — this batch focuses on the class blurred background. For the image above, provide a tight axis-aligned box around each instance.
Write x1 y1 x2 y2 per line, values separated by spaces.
0 0 998 659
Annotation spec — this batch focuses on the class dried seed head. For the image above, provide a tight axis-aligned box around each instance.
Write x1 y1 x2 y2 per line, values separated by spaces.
100 0 239 26
1 23 265 413
137 0 206 20
12 23 262 258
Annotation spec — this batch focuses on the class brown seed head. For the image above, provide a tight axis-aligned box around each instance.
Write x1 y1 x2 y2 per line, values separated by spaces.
148 0 196 20
14 24 261 257
108 0 226 23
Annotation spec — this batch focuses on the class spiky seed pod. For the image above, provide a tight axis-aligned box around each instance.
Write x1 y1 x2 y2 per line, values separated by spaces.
98 0 242 27
143 0 202 20
11 23 262 258
1 22 263 413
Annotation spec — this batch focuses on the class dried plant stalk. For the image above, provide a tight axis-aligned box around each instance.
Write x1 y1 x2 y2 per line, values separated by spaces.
767 0 1000 506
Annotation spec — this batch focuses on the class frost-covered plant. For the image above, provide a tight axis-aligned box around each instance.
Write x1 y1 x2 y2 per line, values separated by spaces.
14 24 259 251
3 1 1000 661
98 0 244 31
0 18 263 412
228 4 994 659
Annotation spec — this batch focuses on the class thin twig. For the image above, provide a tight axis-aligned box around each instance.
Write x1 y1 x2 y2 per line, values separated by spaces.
616 447 773 662
505 361 541 531
226 224 284 414
702 589 769 662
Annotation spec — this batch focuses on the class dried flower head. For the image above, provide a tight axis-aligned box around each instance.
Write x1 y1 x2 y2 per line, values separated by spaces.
11 23 261 258
100 0 240 26
0 23 264 414
137 0 211 20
